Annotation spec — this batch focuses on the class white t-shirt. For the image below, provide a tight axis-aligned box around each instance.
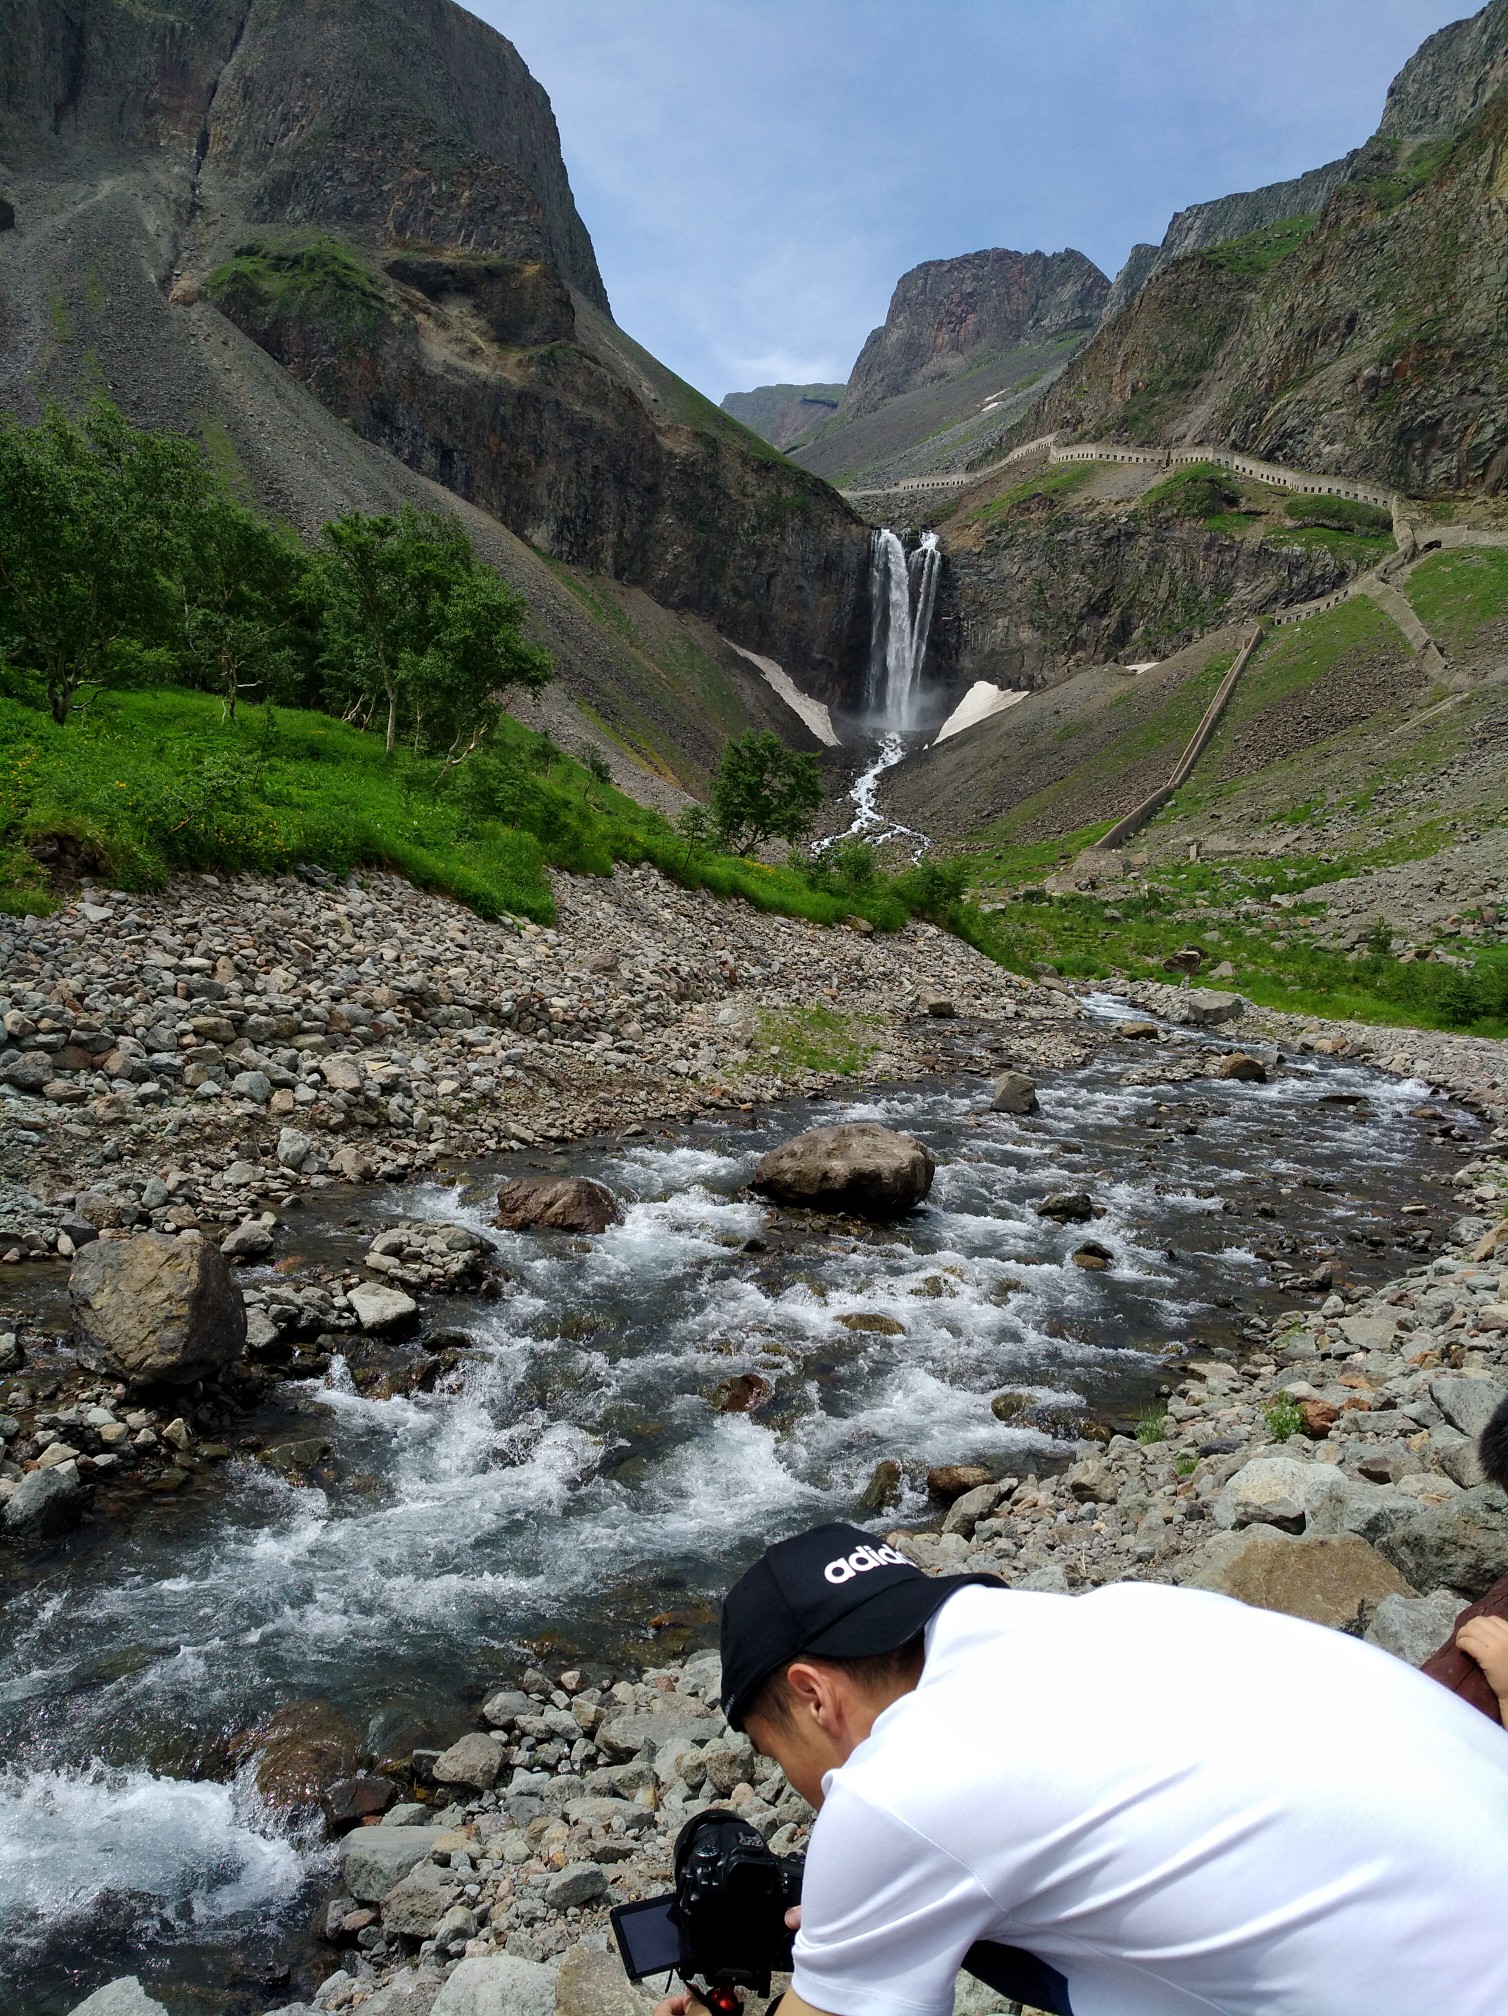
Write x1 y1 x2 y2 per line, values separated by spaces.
789 1581 1508 2016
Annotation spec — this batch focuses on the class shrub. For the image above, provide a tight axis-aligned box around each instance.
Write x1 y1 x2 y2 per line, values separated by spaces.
710 731 823 854
1265 1393 1304 1443
1136 1402 1169 1445
1282 494 1392 537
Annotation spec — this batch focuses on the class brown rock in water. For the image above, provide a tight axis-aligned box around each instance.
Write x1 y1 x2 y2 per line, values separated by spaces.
1035 1190 1094 1224
711 1373 773 1414
990 1070 1038 1115
1217 1053 1267 1083
990 1391 1031 1422
493 1176 622 1234
1183 1530 1411 1630
752 1123 935 1218
68 1233 246 1387
237 1700 362 1810
1072 1240 1114 1270
836 1311 906 1334
927 1463 994 1501
322 1774 397 1834
859 1459 903 1511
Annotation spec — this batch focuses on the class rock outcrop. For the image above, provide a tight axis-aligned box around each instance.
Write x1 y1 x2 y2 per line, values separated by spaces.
1378 0 1508 142
844 249 1109 415
752 1123 935 1217
68 1233 247 1386
1035 3 1508 495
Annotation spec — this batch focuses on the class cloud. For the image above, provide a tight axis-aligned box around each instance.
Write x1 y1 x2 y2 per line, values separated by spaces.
466 0 1471 399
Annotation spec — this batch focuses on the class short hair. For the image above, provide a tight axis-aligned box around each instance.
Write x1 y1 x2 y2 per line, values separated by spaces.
1482 1393 1508 1495
742 1633 926 1734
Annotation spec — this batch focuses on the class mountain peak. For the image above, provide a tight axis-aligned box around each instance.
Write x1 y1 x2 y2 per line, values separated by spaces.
844 246 1109 416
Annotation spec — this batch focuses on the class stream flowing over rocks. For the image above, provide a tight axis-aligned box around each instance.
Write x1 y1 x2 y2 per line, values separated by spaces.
3 871 1508 2015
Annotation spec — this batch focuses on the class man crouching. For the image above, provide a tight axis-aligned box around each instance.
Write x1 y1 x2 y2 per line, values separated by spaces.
657 1522 1508 2016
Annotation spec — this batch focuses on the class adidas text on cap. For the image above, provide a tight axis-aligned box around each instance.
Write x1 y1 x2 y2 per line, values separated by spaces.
719 1520 1002 1729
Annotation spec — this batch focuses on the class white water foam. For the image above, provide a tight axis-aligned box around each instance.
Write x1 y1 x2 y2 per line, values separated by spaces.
0 1763 313 1963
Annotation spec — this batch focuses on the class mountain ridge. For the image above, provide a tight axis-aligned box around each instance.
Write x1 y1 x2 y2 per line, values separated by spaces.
0 0 875 776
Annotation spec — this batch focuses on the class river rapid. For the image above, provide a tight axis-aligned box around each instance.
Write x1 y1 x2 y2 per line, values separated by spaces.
0 1010 1478 2014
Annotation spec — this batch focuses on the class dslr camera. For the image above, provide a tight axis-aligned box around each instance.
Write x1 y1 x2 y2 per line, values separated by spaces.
611 1808 804 2010
612 1807 1075 2016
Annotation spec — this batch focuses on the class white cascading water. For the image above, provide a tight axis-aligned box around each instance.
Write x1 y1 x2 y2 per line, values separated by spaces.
866 527 941 729
820 527 943 855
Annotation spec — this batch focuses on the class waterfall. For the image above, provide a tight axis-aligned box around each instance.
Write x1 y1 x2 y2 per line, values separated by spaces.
867 527 940 728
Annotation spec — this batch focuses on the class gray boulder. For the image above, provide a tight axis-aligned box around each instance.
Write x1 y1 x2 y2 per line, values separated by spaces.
221 1219 274 1261
1364 1588 1466 1667
68 1983 169 2016
544 1861 608 1910
69 1233 246 1386
752 1123 935 1218
595 1702 722 1761
1183 988 1244 1026
1213 1455 1350 1535
4 1464 85 1540
1430 1374 1507 1441
430 1954 558 2016
555 1943 658 2016
432 1730 506 1790
989 1071 1038 1115
338 1825 448 1903
1375 1484 1508 1597
380 1857 459 1938
493 1177 622 1234
347 1281 419 1331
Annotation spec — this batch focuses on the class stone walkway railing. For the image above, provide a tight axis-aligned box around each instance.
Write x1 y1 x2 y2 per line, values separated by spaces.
1048 440 1397 510
842 434 1059 501
842 431 1399 510
1098 625 1264 849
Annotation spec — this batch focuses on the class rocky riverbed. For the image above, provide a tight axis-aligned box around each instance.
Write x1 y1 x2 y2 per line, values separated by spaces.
210 1203 1508 2016
5 868 1508 2016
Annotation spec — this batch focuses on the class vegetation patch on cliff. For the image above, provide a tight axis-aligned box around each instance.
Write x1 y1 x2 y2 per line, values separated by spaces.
206 232 391 343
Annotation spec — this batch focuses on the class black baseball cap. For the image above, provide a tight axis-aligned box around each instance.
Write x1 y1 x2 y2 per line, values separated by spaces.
720 1521 1002 1730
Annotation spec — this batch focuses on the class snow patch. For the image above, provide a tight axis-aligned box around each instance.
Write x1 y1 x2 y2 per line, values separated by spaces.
934 681 1027 744
727 645 840 747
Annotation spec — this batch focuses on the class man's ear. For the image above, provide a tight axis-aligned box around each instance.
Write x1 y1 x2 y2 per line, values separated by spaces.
784 1659 842 1729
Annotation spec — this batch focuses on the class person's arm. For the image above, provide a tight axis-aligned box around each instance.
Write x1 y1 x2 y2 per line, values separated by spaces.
1456 1614 1508 1728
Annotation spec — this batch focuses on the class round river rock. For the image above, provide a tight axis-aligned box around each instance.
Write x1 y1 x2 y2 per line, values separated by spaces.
752 1122 935 1217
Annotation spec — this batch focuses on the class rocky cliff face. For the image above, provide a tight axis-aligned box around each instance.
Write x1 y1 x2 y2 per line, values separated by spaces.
1036 86 1508 497
1379 0 1508 139
933 499 1352 689
1100 155 1356 326
4 0 608 307
205 240 870 695
1101 1 1508 328
844 247 1108 415
0 0 872 707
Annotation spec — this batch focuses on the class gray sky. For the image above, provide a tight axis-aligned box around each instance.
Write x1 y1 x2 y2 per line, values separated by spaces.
467 1 1473 402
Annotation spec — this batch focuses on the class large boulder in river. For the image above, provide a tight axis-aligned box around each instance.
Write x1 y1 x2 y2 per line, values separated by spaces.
752 1123 934 1217
990 1070 1038 1114
68 1232 246 1387
3 1464 85 1541
67 1981 169 2016
493 1176 622 1234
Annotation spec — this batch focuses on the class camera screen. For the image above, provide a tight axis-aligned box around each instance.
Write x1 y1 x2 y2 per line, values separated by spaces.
610 1895 684 1982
